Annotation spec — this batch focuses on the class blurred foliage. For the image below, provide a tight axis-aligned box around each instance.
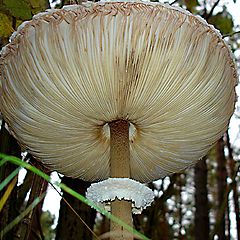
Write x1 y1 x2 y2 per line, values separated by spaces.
0 0 49 20
1 0 32 20
208 6 234 34
0 12 13 38
0 0 49 46
183 0 199 13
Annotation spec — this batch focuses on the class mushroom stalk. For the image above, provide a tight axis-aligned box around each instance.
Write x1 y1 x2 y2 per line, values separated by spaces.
109 120 133 240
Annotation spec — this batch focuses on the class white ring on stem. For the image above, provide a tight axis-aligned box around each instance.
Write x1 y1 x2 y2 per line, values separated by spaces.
86 178 155 214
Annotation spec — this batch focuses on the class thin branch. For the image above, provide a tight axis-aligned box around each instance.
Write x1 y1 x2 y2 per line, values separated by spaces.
223 31 240 38
206 0 221 20
203 0 207 18
169 0 179 5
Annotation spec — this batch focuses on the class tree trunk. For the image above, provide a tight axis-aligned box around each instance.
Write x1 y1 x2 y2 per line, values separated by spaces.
144 175 177 239
194 157 209 240
23 166 49 240
216 138 227 240
226 132 240 240
177 174 184 240
0 121 21 240
226 202 231 240
55 177 96 240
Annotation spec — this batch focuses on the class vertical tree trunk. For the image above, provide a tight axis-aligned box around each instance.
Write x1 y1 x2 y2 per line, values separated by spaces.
177 174 184 240
151 203 170 240
226 132 240 240
21 164 49 240
144 175 177 239
194 157 209 240
55 177 96 240
216 138 227 240
0 121 21 240
226 202 231 240
157 203 170 240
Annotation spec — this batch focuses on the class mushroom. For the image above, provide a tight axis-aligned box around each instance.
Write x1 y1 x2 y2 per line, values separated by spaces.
0 1 237 239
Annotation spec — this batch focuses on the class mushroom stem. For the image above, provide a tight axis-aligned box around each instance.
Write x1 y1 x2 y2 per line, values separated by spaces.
109 120 133 240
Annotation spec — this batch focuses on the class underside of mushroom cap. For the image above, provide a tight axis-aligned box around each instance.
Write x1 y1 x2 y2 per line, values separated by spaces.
0 1 237 182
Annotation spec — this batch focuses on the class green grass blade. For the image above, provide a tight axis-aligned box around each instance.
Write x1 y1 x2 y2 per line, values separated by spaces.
0 176 17 212
0 158 8 167
0 154 51 182
0 167 20 191
0 192 46 236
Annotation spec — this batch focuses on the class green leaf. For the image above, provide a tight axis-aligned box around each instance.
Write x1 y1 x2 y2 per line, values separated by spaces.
0 13 13 38
208 8 234 35
29 0 49 15
184 0 199 12
2 0 32 20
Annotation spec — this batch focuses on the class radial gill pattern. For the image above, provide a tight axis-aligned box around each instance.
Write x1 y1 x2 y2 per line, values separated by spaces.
0 2 237 182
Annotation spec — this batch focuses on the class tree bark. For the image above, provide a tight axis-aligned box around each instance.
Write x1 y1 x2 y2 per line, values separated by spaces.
194 157 209 240
26 171 49 239
144 175 177 239
177 174 184 240
216 138 227 240
226 202 231 240
226 132 240 240
0 121 21 240
55 177 96 240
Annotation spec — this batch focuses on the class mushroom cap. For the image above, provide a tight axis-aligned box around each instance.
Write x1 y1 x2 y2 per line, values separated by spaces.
0 1 237 182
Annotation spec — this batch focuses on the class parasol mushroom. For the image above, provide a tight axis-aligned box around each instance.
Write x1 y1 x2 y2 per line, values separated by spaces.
0 1 237 239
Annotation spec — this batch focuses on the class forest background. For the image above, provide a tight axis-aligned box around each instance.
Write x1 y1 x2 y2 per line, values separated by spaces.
0 0 240 239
